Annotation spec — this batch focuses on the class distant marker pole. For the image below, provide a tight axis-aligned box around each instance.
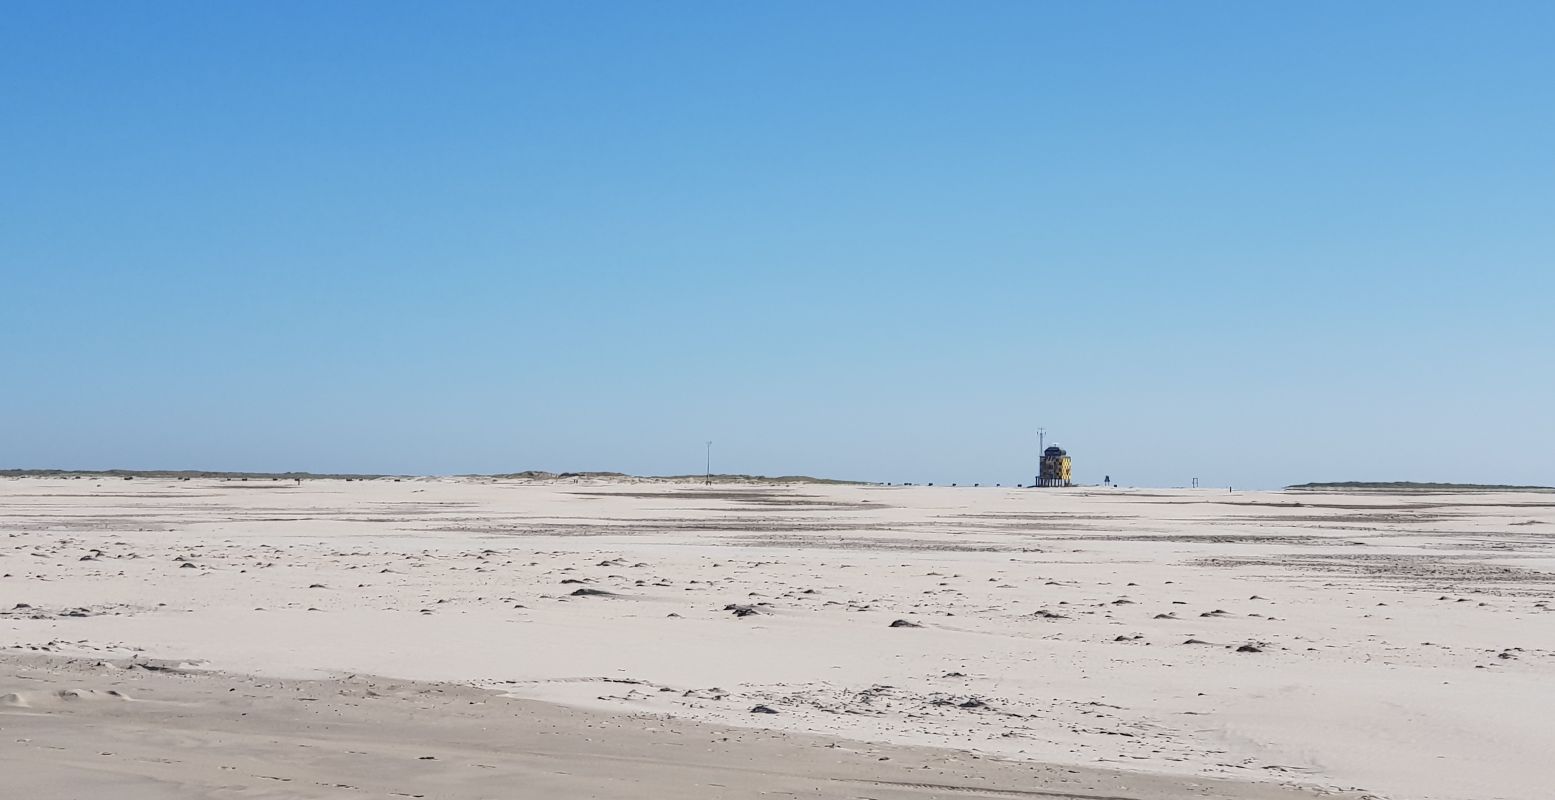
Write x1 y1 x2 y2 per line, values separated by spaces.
1035 427 1046 488
705 441 712 486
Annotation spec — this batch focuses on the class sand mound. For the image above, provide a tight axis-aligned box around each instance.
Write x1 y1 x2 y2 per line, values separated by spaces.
1 688 132 708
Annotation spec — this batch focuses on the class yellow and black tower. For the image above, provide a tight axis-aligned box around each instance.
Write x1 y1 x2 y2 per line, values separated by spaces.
1036 445 1072 487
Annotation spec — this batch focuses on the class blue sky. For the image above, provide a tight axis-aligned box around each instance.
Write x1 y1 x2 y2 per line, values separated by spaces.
3 2 1551 487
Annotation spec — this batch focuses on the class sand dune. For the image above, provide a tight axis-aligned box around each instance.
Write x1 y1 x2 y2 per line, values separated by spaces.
0 650 1359 800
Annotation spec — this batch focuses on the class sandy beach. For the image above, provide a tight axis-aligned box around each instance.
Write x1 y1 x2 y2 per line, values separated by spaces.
3 477 1552 799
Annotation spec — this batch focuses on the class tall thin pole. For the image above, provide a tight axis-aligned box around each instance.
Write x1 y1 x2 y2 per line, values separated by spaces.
1036 427 1046 488
705 441 712 486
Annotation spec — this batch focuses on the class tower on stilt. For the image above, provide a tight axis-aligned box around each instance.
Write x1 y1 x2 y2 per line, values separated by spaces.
1035 445 1072 487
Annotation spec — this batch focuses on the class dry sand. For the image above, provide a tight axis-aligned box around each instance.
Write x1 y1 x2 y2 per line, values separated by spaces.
3 477 1552 799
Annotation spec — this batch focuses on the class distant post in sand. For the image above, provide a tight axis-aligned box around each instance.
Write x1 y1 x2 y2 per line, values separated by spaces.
705 440 712 486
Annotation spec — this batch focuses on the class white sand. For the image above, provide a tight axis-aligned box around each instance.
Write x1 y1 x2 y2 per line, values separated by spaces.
3 477 1552 799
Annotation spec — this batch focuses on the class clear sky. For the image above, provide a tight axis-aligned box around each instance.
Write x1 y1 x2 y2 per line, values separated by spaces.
3 2 1552 488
